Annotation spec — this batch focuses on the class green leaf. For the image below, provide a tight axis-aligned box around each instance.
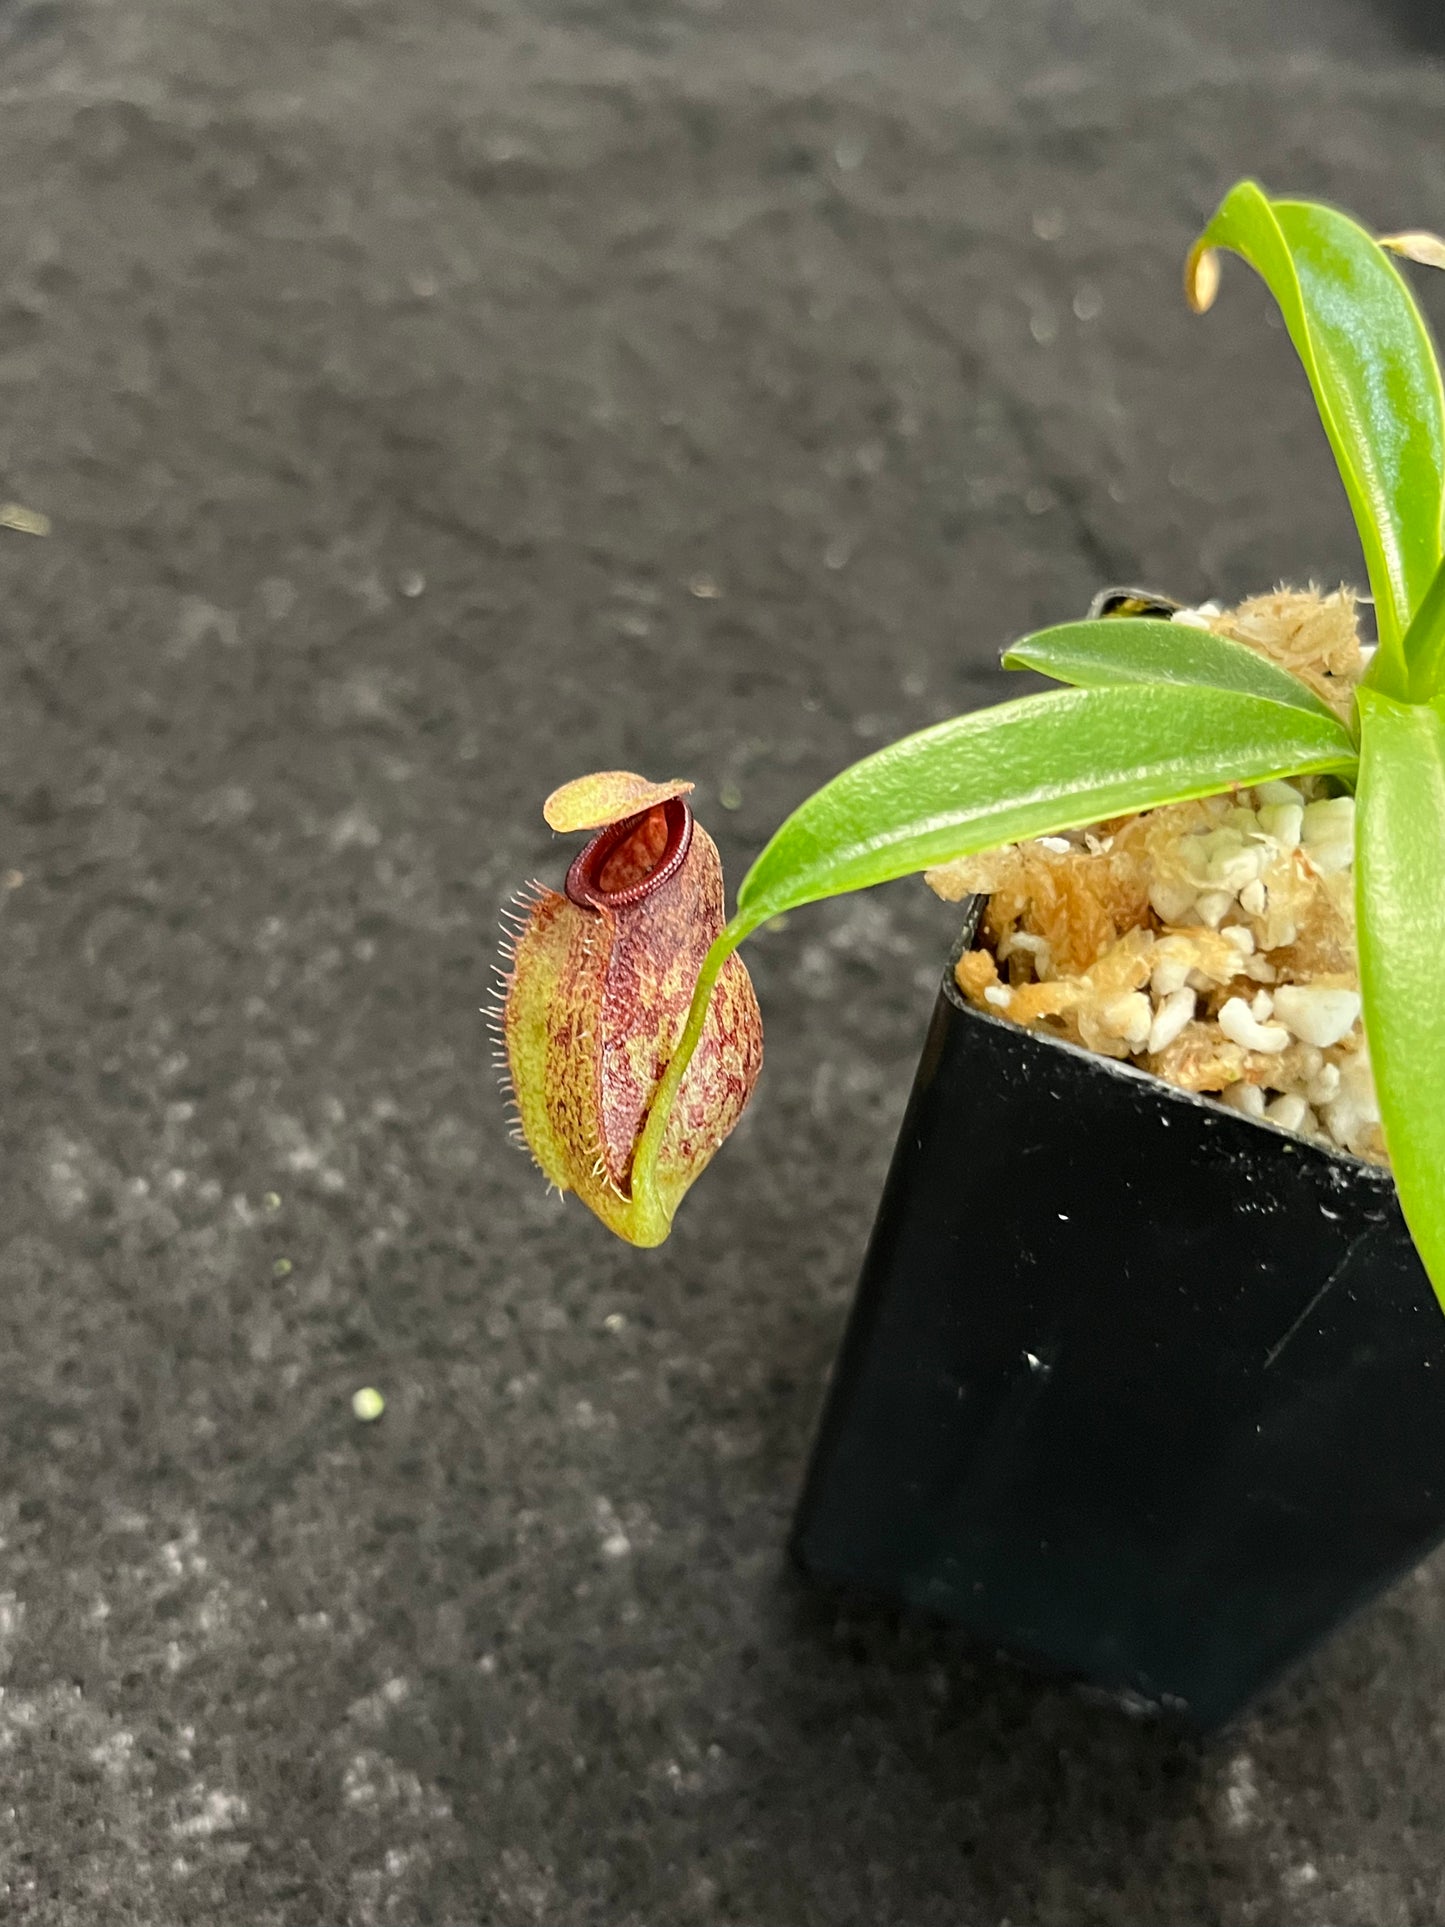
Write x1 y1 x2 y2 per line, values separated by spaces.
1400 553 1445 701
1189 182 1445 689
1003 616 1342 722
734 684 1357 925
1355 689 1445 1313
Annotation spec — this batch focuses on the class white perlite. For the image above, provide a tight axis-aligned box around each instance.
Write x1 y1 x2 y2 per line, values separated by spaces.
1271 982 1361 1047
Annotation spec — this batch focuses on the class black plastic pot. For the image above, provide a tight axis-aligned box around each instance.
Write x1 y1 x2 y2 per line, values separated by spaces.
791 904 1445 1731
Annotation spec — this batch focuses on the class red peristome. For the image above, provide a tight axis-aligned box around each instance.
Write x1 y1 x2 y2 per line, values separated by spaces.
566 799 694 910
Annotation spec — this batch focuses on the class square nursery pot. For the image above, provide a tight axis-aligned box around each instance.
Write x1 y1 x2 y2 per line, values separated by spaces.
791 900 1445 1731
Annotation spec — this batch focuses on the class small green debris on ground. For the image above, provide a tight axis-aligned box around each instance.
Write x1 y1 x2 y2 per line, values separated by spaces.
351 1387 385 1422
0 503 51 536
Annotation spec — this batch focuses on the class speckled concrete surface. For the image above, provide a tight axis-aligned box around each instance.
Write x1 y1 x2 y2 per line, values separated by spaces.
3 0 1445 1920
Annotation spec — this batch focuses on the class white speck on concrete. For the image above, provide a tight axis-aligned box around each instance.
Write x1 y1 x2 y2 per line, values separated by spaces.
171 1785 249 1838
343 1749 452 1821
168 596 240 659
89 1729 136 1778
329 805 383 851
1222 1752 1259 1830
594 1495 633 1559
0 1592 24 1675
349 1676 412 1727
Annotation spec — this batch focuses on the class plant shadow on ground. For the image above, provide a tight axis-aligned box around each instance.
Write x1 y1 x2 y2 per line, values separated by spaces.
720 1546 1417 1923
745 1573 1210 1918
1374 0 1445 49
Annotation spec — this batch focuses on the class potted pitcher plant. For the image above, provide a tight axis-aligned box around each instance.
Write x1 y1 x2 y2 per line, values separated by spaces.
495 183 1445 1728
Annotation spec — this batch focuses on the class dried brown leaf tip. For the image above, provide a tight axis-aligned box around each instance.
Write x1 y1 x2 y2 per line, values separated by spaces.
1379 231 1445 271
1184 242 1220 314
496 773 762 1246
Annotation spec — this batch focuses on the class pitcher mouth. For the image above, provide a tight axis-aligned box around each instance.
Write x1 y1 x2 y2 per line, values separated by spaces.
565 797 694 911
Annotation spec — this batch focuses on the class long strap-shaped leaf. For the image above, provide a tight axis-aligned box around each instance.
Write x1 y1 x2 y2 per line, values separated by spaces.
1356 689 1445 1313
631 682 1357 1216
1401 553 1445 701
735 683 1357 926
1003 617 1342 722
1188 182 1445 692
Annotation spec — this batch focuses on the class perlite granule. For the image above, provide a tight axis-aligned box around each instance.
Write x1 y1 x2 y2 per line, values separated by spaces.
926 588 1386 1165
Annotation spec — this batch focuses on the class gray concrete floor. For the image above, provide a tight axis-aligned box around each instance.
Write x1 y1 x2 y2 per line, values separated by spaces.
3 0 1445 1919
